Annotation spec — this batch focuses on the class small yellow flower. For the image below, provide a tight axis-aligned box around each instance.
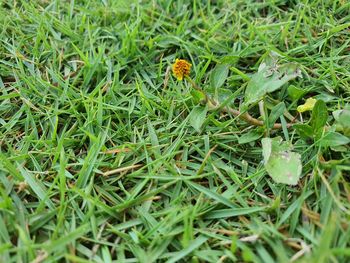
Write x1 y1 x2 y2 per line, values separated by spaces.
297 97 317 113
172 59 191 81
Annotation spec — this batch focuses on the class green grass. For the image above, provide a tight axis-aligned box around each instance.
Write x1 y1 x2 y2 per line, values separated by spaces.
1 0 350 262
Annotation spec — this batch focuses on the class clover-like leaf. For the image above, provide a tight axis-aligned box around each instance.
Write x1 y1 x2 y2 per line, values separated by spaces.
262 137 302 185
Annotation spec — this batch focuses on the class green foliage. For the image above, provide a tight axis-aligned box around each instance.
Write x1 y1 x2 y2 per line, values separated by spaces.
287 85 305 101
238 130 263 144
0 0 350 262
311 100 328 135
268 102 286 128
318 132 350 147
294 123 314 139
244 53 301 107
211 63 230 90
262 137 302 185
189 105 208 132
333 108 350 136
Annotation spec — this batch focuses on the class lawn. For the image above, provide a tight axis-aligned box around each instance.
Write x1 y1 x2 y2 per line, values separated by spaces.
1 0 350 262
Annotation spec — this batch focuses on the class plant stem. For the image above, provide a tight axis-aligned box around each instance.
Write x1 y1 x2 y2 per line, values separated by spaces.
186 76 293 129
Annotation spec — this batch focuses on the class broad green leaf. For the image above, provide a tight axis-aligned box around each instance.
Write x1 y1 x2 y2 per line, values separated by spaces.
189 105 208 132
265 152 302 185
287 85 305 101
206 87 233 105
211 63 229 89
294 124 313 139
262 137 302 185
191 89 206 104
262 137 272 162
333 108 350 136
319 132 350 147
311 100 328 132
244 54 301 106
315 92 337 102
330 145 348 152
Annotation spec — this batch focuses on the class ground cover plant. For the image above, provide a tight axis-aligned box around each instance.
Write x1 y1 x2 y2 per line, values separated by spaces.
0 0 350 262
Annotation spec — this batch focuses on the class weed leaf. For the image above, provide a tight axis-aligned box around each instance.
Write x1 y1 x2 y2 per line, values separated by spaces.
189 105 208 132
262 137 302 185
244 54 301 106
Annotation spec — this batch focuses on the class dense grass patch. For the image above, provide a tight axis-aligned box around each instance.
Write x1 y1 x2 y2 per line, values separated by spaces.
1 0 350 262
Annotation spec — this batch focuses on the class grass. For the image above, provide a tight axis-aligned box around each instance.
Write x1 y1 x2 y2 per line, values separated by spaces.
0 0 350 262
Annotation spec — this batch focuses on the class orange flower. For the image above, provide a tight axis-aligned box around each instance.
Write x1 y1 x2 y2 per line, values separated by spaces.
172 59 191 80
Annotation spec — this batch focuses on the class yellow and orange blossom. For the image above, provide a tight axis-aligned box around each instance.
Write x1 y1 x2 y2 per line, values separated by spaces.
172 59 191 80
